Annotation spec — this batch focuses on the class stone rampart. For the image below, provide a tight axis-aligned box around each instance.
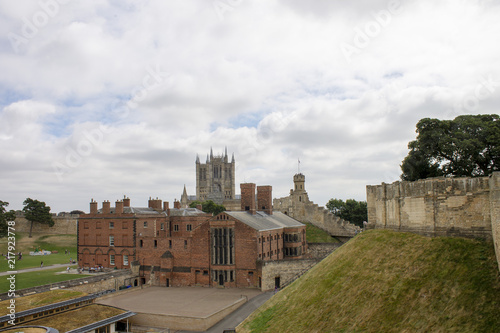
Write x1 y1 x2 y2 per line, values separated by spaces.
260 258 321 291
14 212 78 235
308 243 343 259
367 172 500 272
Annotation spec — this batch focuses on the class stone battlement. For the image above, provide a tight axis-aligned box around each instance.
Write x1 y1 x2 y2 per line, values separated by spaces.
367 171 500 272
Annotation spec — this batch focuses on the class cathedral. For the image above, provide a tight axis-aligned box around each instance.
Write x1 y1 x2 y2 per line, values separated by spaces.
181 148 241 210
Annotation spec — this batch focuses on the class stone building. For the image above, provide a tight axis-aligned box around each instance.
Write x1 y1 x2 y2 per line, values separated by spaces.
196 147 235 203
274 173 360 238
77 184 308 290
181 148 241 210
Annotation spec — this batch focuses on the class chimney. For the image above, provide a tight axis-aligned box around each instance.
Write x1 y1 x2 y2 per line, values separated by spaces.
115 200 124 214
148 197 162 211
240 183 256 215
174 200 181 209
163 201 169 211
257 185 273 215
123 196 131 207
196 204 203 211
102 200 111 214
90 199 97 214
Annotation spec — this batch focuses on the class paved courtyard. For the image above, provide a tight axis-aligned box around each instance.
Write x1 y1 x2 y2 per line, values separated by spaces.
96 286 263 318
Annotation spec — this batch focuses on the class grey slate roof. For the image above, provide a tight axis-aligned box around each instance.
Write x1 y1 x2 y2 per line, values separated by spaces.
225 211 304 231
97 207 164 215
168 208 205 216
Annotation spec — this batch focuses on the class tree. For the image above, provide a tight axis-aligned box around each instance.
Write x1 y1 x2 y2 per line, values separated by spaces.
189 200 226 215
401 115 500 181
326 198 367 228
0 201 16 238
22 198 55 238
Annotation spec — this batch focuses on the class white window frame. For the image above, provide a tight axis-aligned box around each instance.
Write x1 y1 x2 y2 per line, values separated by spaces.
109 235 114 246
123 255 129 266
110 254 115 265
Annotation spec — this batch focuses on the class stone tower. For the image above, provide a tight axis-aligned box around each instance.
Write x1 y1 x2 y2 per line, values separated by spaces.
196 147 235 204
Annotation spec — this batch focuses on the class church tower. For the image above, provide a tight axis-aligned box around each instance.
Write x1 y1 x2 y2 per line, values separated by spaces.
195 147 235 204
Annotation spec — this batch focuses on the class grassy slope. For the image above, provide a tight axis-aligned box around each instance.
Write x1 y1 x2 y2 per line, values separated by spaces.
0 267 90 292
305 223 341 243
239 230 500 333
0 233 77 272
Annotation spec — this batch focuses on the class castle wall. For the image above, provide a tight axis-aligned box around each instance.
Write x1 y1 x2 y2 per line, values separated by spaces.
367 172 500 272
14 213 78 235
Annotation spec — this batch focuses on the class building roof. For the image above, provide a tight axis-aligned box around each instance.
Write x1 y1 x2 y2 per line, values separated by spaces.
225 211 304 231
96 207 165 215
168 208 205 216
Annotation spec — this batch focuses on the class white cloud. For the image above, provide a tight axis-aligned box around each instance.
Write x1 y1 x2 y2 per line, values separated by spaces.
0 0 499 212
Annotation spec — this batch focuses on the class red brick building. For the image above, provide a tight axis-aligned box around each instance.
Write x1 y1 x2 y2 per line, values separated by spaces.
77 184 308 289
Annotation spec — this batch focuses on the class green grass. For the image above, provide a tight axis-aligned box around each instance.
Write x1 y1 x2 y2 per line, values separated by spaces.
305 223 341 243
238 230 500 333
0 233 76 272
0 266 90 292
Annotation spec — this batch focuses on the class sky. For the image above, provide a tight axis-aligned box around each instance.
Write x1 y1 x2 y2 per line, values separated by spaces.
1 0 499 213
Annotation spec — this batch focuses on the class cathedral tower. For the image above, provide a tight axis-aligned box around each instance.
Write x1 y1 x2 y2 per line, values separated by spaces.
195 147 235 203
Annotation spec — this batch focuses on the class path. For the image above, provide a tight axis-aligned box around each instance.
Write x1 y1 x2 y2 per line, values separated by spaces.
0 263 77 276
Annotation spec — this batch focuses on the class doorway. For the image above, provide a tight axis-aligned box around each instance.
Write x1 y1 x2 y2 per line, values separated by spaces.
166 278 170 287
219 274 224 286
275 276 281 289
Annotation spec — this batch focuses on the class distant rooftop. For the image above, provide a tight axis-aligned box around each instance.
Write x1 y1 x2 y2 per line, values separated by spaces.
225 211 304 232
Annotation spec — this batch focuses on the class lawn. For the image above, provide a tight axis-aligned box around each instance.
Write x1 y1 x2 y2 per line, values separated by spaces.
0 266 90 293
305 223 342 243
0 233 76 272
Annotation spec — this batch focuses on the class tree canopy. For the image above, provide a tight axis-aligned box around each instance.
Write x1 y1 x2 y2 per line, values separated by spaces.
22 198 55 238
189 200 226 215
401 114 500 181
0 201 16 238
326 198 367 228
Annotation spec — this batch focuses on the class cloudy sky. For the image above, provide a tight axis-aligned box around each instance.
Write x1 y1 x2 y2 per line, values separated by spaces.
1 0 499 213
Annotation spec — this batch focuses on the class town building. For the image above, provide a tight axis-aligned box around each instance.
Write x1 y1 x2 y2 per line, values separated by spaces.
77 184 308 290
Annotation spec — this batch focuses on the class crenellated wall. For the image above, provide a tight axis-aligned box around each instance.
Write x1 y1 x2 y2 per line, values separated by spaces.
367 172 500 272
14 212 78 235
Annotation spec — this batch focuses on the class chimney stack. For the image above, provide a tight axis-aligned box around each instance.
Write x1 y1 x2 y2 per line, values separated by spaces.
196 204 203 211
123 196 131 207
240 183 256 215
257 185 273 215
174 200 181 209
163 201 169 211
148 197 162 211
102 200 111 214
90 199 98 214
115 200 124 214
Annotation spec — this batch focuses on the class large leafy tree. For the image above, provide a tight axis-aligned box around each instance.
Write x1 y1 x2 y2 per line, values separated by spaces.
22 198 55 238
0 201 16 238
401 114 500 181
326 198 367 228
189 200 226 216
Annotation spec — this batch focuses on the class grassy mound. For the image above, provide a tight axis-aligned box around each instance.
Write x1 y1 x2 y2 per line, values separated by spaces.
238 230 500 333
305 223 342 243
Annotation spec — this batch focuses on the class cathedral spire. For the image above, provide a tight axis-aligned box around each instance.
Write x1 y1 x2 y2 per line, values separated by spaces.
210 147 213 160
231 152 235 163
224 146 228 162
196 154 200 164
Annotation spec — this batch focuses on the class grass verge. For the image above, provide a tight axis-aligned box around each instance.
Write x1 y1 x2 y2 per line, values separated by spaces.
238 230 500 333
0 267 90 293
305 223 341 243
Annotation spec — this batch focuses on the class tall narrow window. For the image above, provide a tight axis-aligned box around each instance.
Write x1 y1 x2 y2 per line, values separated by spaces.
211 227 234 265
109 236 114 246
109 222 114 229
154 240 158 248
186 224 192 231
110 255 115 265
123 255 129 266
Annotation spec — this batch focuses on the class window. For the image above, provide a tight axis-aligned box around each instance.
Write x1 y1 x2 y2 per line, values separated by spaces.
139 240 143 247
169 240 172 248
184 240 187 249
203 270 208 276
144 221 148 228
154 240 158 248
109 222 114 229
174 224 179 232
211 227 235 265
109 236 114 246
123 255 129 266
186 224 192 231
110 255 115 265
161 223 164 230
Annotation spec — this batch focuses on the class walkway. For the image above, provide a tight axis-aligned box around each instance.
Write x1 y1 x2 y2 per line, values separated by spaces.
0 263 84 276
